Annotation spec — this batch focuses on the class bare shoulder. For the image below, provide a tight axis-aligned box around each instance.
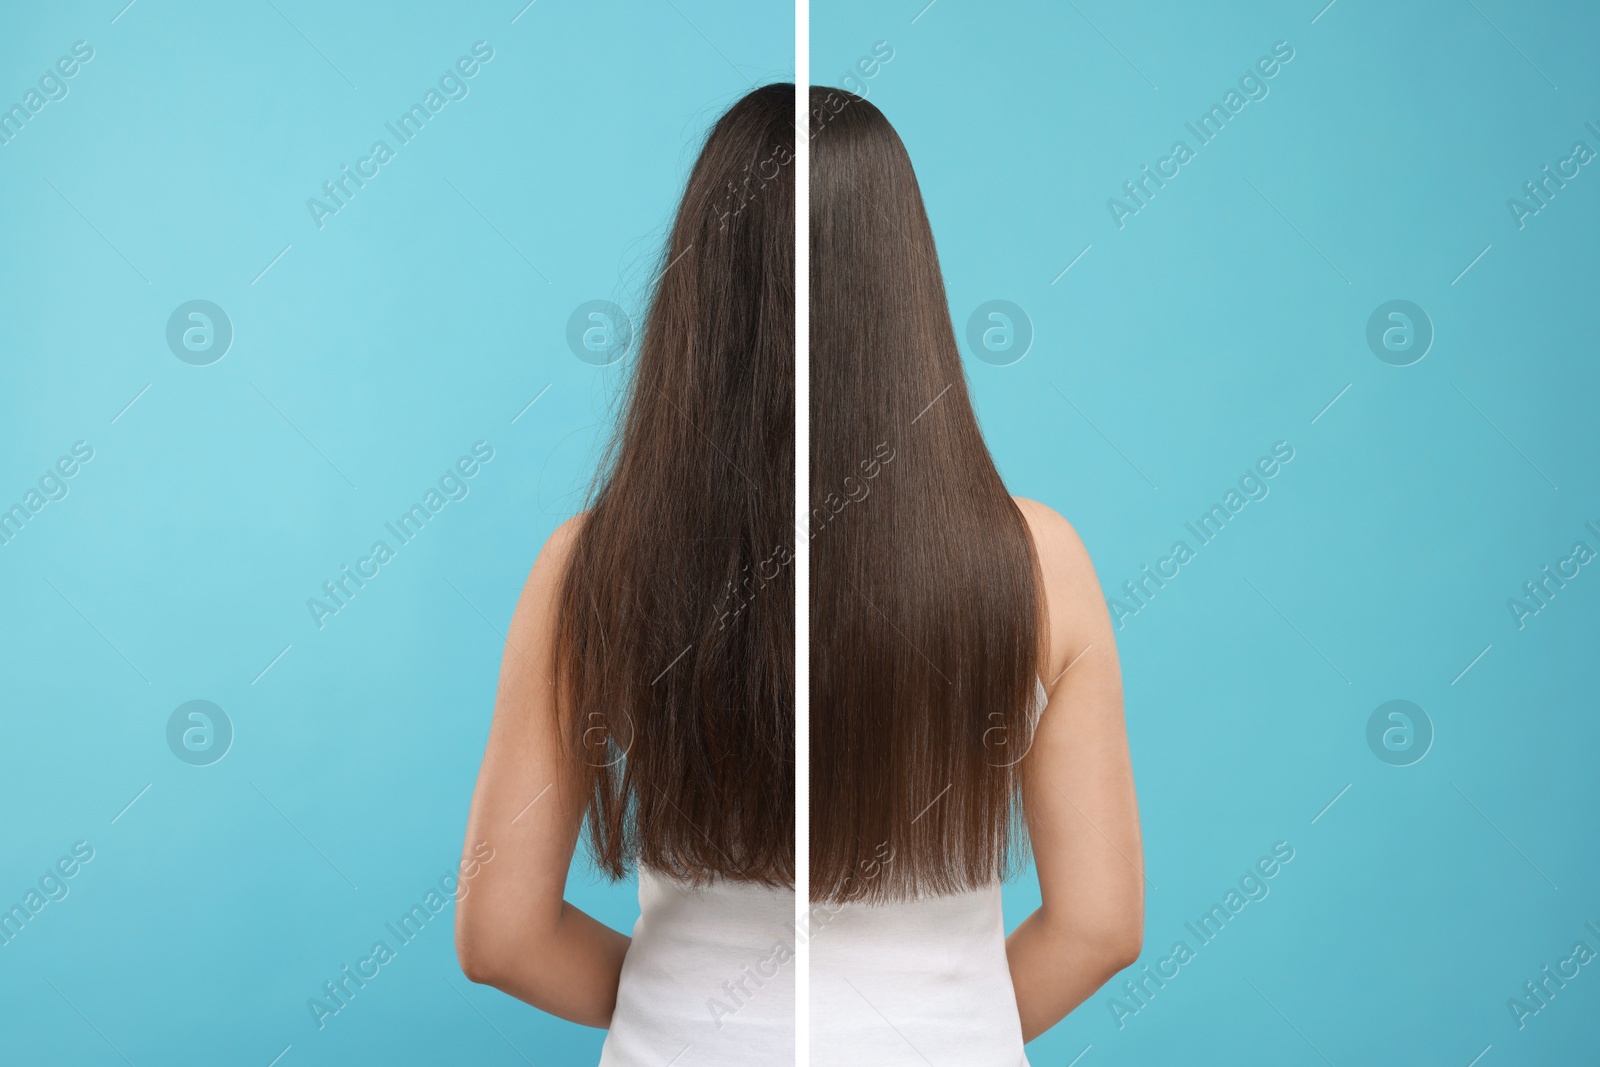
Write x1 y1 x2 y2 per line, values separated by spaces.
508 511 590 640
1012 496 1093 579
1012 497 1112 676
539 511 589 571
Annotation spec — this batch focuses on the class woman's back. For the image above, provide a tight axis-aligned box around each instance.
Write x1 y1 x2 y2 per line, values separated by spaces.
812 884 1025 1066
810 678 1046 1067
601 869 795 1066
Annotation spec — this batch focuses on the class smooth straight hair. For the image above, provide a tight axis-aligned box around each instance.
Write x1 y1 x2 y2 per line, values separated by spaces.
809 87 1044 904
556 83 795 887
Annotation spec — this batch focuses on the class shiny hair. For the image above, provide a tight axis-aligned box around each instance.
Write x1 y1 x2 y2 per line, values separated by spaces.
809 87 1043 903
557 84 795 887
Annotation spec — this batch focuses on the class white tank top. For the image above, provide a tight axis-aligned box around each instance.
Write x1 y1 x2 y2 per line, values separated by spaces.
600 678 1045 1066
599 868 796 1066
811 677 1047 1067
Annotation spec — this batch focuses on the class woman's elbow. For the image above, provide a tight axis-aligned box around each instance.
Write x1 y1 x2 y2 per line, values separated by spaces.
456 934 498 987
456 898 561 990
1100 896 1145 974
1036 906 1144 981
1104 924 1143 975
456 908 511 987
1075 912 1144 981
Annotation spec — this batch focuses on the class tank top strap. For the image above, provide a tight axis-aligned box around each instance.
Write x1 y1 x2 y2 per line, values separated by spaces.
1030 675 1048 727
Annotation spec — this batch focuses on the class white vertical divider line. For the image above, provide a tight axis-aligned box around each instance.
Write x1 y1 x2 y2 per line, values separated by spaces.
793 5 811 1065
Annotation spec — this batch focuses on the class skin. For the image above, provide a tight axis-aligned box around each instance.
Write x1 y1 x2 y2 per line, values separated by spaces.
457 499 1141 1039
455 514 632 1029
1007 497 1146 1043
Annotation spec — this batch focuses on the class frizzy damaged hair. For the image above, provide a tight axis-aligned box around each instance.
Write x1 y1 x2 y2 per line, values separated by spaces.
555 84 795 887
809 87 1045 904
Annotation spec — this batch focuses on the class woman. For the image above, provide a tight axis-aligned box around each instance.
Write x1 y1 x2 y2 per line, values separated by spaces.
455 84 795 1066
809 87 1144 1063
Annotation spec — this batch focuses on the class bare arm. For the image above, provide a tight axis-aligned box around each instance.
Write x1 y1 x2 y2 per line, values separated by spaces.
1006 498 1145 1043
455 516 632 1029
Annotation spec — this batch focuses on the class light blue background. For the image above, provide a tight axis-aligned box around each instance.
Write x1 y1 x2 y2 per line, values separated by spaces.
0 2 790 1064
816 1 1599 1064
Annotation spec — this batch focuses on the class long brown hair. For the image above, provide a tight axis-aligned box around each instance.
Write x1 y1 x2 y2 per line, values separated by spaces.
556 84 795 887
809 87 1043 903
